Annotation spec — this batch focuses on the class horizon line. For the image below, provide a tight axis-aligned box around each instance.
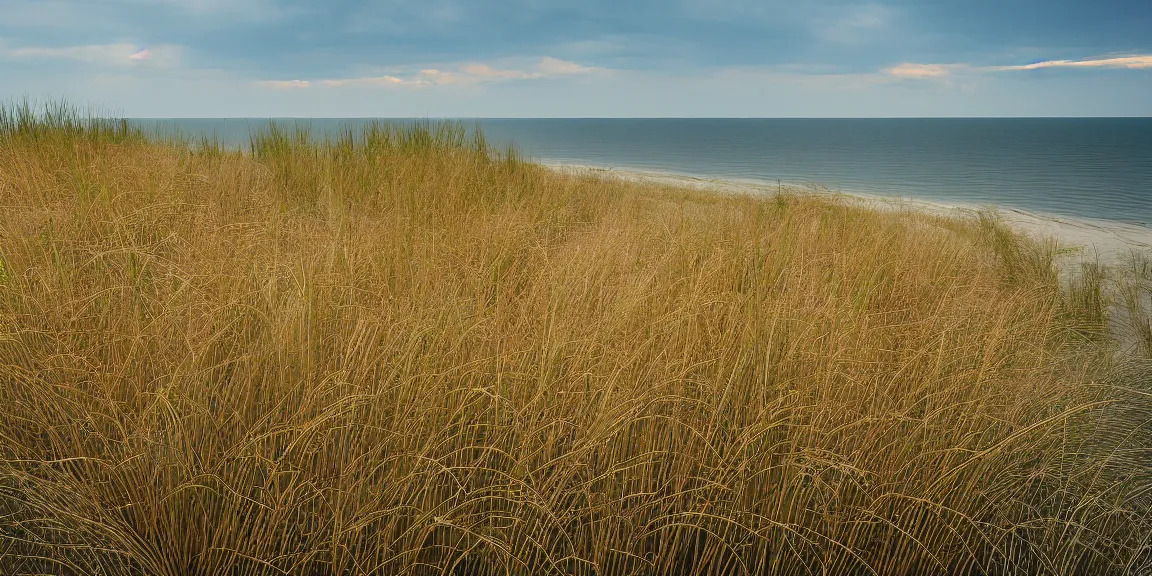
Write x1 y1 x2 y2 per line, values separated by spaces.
123 115 1152 120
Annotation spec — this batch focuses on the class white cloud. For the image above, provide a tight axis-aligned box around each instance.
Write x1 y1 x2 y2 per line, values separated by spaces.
261 57 603 90
316 71 450 88
3 42 184 68
320 75 411 87
884 63 957 79
999 55 1152 71
884 54 1152 80
256 79 313 89
535 57 600 75
5 57 1150 118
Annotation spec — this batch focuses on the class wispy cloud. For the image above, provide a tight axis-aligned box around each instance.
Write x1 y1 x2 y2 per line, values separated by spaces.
999 55 1152 71
320 75 408 88
2 42 184 68
884 63 956 79
260 57 603 89
255 79 312 89
884 54 1152 80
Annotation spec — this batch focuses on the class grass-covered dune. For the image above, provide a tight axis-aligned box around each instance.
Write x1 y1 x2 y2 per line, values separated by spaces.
1 107 1150 575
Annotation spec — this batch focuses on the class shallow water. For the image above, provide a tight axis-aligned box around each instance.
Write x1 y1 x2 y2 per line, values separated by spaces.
132 118 1152 226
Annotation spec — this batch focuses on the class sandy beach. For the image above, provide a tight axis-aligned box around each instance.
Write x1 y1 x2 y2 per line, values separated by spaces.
548 163 1152 266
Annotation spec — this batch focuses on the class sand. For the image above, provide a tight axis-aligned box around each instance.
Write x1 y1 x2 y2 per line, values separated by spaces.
548 163 1152 267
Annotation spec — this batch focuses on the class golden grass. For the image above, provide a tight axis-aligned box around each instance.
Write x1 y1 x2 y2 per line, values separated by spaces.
0 108 1150 575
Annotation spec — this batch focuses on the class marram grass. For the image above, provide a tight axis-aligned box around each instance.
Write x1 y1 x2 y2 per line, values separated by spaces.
0 107 1150 575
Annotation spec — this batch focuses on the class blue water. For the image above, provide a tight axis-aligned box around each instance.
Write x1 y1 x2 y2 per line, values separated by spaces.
131 118 1152 226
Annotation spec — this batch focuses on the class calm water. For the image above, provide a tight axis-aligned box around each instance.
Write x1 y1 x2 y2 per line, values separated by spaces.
132 118 1152 226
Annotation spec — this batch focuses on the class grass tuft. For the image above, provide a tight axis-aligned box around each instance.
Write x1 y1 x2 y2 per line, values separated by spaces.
0 99 143 144
1118 250 1152 357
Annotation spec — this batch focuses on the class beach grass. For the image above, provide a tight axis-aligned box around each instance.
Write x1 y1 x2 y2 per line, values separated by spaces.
1 104 1150 575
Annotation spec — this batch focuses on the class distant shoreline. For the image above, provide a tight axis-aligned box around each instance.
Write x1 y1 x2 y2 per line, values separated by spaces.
547 162 1152 265
133 117 1152 226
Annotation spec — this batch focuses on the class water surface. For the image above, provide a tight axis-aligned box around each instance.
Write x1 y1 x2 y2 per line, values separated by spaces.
132 118 1152 226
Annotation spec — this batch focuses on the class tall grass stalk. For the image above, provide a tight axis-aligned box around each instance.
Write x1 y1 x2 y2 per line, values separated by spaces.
1118 250 1152 357
0 108 1149 575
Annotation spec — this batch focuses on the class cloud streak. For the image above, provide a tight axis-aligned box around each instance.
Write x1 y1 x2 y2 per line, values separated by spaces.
260 57 603 89
884 54 1152 80
999 55 1152 71
255 79 313 89
2 41 183 68
884 63 955 79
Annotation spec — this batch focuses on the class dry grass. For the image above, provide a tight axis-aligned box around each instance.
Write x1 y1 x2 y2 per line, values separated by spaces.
1117 251 1152 358
0 106 1150 575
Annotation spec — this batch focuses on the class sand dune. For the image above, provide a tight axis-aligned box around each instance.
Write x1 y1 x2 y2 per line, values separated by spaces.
548 163 1152 265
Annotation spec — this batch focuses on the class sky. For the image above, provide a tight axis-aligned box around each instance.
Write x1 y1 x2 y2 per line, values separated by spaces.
1 0 1150 117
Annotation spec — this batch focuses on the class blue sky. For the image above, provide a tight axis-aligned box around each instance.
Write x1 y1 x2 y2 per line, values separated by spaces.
1 0 1150 117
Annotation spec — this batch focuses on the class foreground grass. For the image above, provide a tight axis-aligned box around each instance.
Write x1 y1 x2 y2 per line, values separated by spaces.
0 110 1150 575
